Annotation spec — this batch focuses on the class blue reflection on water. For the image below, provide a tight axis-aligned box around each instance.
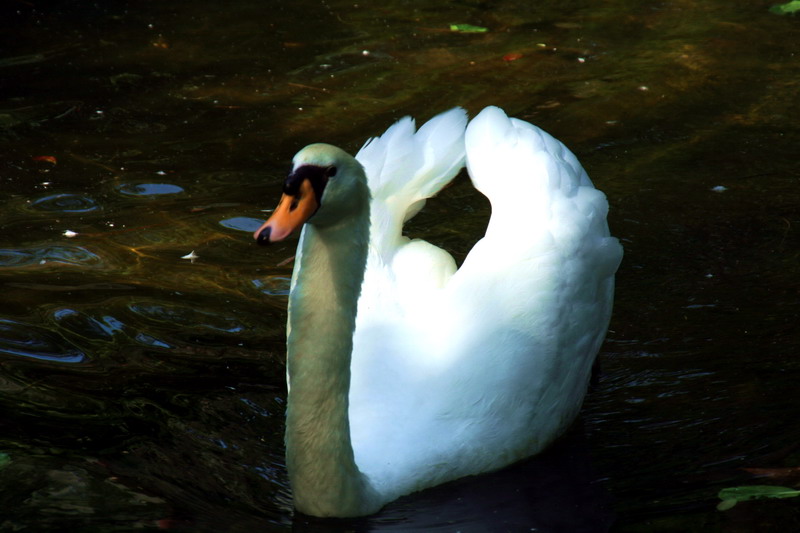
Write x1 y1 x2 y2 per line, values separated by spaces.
219 216 264 233
0 246 103 269
251 277 291 297
129 302 245 333
52 308 127 339
30 193 99 213
117 183 185 196
0 319 86 363
134 333 173 349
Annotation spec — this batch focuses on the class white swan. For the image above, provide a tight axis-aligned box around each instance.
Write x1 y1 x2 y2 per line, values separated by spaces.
253 106 622 517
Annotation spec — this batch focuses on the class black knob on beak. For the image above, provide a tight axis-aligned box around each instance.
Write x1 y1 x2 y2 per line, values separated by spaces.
255 225 272 246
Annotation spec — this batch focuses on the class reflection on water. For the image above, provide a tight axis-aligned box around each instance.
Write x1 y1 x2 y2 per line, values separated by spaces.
0 318 85 363
29 193 100 213
219 216 265 233
2 0 800 530
117 183 185 197
0 245 103 269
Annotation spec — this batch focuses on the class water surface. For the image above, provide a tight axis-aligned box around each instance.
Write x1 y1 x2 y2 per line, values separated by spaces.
2 0 800 531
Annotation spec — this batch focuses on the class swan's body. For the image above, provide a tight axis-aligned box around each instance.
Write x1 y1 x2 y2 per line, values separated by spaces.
254 106 622 517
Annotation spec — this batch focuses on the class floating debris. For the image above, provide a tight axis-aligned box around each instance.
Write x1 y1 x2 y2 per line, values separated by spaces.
450 24 488 33
63 230 78 238
717 485 800 511
181 250 199 263
770 0 800 15
711 185 728 192
32 155 57 165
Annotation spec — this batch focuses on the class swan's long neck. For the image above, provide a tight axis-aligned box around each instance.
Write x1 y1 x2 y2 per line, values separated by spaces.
283 194 380 517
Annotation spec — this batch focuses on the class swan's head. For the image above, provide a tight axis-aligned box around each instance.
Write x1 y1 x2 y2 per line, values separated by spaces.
254 143 368 245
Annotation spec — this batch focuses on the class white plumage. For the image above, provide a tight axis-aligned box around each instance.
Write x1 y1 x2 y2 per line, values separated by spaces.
254 106 622 517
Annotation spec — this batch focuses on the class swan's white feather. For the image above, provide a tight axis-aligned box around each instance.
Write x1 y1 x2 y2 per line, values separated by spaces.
348 106 622 502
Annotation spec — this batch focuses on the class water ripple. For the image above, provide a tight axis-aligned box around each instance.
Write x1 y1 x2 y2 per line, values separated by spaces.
252 276 290 297
52 308 125 339
0 319 86 363
29 193 99 213
0 246 103 269
51 307 173 349
128 302 246 333
134 332 173 349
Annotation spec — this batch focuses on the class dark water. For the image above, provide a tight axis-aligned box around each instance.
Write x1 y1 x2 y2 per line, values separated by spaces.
2 0 800 531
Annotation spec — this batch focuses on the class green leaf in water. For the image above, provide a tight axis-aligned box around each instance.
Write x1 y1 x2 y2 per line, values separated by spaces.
717 499 738 511
717 485 800 510
0 453 9 469
449 23 488 33
770 0 800 15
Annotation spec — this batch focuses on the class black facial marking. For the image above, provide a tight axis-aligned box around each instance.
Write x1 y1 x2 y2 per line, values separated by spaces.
283 164 330 205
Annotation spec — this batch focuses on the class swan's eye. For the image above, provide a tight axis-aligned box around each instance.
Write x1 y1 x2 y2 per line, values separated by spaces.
327 166 337 178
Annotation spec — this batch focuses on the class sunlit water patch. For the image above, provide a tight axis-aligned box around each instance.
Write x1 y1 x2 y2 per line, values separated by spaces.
0 318 85 363
29 193 99 213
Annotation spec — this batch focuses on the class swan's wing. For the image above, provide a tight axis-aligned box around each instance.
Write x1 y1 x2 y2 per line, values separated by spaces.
354 107 467 320
430 105 623 439
451 105 623 357
459 106 621 272
351 107 621 499
356 107 467 220
360 107 620 491
350 109 467 496
355 107 467 260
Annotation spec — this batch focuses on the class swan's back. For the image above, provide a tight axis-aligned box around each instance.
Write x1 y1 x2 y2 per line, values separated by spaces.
349 107 622 502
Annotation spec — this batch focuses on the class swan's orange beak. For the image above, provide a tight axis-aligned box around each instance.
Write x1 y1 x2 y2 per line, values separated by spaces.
254 179 319 245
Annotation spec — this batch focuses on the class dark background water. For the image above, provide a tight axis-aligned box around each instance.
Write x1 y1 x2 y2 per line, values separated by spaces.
2 0 799 531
